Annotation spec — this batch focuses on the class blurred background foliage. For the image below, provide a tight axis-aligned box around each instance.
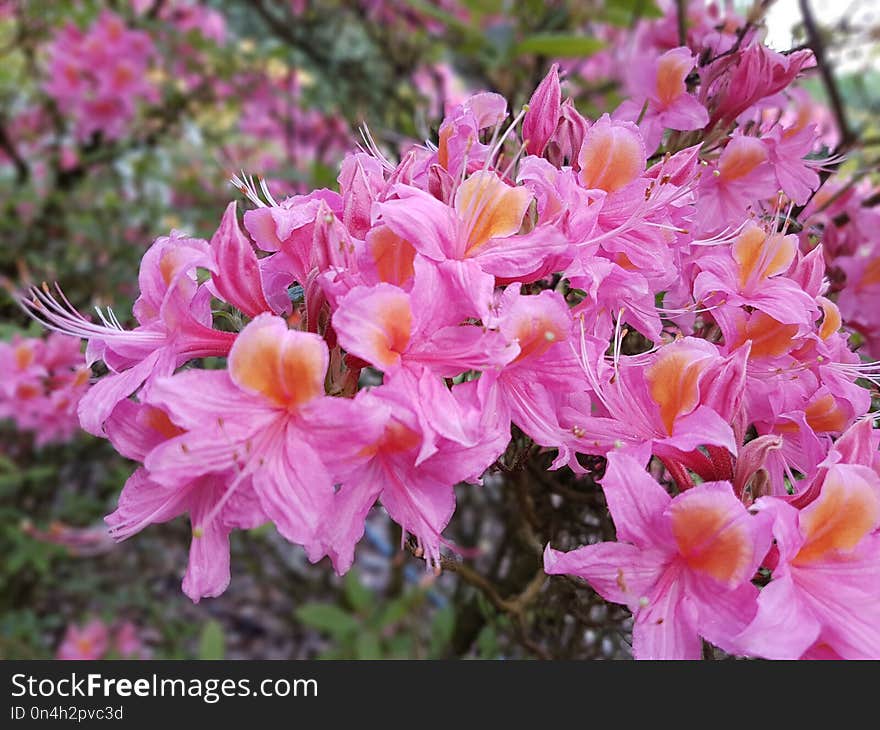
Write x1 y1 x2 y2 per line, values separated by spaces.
1 0 877 659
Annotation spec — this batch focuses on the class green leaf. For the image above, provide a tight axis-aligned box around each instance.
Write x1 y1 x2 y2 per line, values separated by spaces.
295 603 360 639
601 0 663 27
354 632 383 660
377 596 411 629
514 34 605 59
198 620 225 660
476 624 498 659
343 569 373 614
376 589 425 630
430 606 456 657
387 634 414 659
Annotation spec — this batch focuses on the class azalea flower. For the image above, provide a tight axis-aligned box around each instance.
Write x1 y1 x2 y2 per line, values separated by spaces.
545 451 773 659
143 314 385 560
735 463 880 659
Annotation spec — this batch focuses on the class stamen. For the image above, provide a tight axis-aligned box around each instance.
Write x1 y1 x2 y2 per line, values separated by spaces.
230 171 274 208
18 285 161 345
357 124 396 172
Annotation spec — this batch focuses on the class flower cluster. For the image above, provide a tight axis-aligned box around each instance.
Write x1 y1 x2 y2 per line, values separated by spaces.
24 18 880 659
56 618 149 660
44 11 157 142
801 179 880 358
0 332 90 446
235 70 350 196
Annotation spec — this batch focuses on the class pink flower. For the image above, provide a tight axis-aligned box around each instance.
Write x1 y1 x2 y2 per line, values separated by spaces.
763 123 822 206
57 619 110 660
114 622 149 659
0 333 89 445
142 314 385 561
484 285 586 468
377 171 569 285
616 47 709 152
566 257 662 342
22 231 237 435
703 44 813 128
43 11 156 141
545 452 773 659
331 256 514 377
107 467 266 602
735 463 880 659
566 337 745 472
693 135 778 234
322 370 507 571
693 223 817 326
434 92 508 176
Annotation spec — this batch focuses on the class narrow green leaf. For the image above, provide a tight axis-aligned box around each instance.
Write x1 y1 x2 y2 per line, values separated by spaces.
295 603 360 639
354 632 383 660
343 569 373 614
514 34 605 59
198 620 225 660
430 606 456 656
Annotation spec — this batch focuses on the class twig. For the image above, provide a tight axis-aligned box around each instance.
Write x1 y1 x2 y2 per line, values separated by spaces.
405 541 546 618
675 0 687 47
799 0 855 151
789 0 860 219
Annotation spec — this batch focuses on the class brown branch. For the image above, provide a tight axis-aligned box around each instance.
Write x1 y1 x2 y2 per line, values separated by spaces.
405 541 547 621
789 0 860 220
675 0 687 47
700 20 752 67
799 0 855 151
146 0 167 20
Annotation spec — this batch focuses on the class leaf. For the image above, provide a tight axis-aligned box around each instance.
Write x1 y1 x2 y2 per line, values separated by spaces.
601 0 663 27
429 606 456 657
198 620 225 660
344 570 373 614
376 589 425 630
295 603 360 639
514 34 605 59
387 634 414 659
377 596 411 629
354 632 383 660
476 625 498 659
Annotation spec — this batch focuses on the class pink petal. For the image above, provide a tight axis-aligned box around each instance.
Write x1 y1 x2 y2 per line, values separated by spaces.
601 451 672 547
105 467 188 541
333 284 413 371
209 201 272 318
254 431 334 559
182 479 233 602
77 347 168 436
632 567 702 660
544 542 666 611
734 573 821 659
377 185 458 261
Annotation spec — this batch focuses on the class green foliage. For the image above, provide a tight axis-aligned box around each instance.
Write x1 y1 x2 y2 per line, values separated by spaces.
296 604 361 638
295 569 456 659
198 620 226 660
600 0 663 27
514 34 605 59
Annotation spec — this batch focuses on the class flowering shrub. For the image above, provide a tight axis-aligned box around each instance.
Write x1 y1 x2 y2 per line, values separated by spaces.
56 617 150 660
18 0 880 662
0 332 89 446
1 0 878 660
44 11 158 142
